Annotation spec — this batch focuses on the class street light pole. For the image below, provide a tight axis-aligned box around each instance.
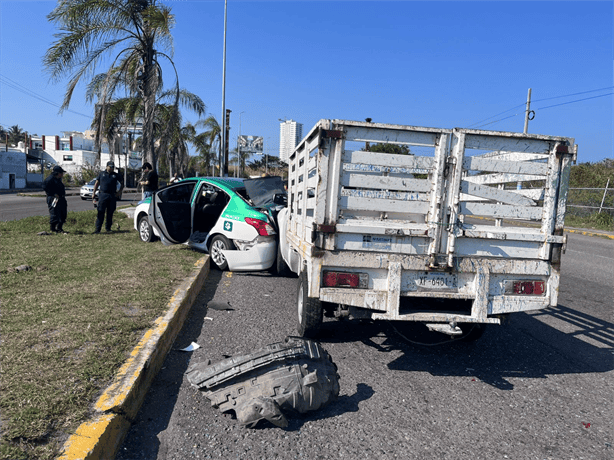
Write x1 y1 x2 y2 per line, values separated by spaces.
220 0 228 177
237 111 244 178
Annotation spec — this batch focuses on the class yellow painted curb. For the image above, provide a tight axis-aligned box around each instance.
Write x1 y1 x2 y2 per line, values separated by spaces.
564 228 614 239
58 414 130 460
468 215 614 239
58 256 210 460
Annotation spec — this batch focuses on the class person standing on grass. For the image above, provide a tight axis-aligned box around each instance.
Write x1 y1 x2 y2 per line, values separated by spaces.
92 161 123 233
43 165 68 233
140 162 158 200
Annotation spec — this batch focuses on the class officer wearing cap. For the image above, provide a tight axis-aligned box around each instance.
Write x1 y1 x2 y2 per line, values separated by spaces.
43 165 68 233
92 161 123 233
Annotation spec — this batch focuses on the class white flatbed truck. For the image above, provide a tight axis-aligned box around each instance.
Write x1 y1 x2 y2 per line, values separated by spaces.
277 119 576 338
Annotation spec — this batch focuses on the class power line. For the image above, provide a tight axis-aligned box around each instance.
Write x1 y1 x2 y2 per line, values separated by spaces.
532 86 614 103
467 103 526 128
535 92 613 111
469 86 613 129
0 73 92 119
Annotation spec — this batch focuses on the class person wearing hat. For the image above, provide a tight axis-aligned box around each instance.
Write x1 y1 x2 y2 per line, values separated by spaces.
43 165 68 233
92 161 123 233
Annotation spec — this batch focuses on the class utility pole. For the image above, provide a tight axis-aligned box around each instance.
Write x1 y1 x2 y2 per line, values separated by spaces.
220 0 228 177
225 109 231 177
237 111 244 178
523 88 533 134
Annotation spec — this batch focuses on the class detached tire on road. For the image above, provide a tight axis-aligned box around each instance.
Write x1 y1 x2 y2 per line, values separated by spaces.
209 234 235 271
138 215 154 243
297 270 323 338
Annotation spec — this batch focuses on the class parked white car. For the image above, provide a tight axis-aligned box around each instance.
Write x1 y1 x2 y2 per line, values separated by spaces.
80 178 122 200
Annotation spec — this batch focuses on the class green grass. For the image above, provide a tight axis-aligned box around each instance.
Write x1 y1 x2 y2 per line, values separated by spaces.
564 212 614 232
0 210 203 459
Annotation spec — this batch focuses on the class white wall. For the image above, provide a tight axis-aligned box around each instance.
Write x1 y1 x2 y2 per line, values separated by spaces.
0 149 27 190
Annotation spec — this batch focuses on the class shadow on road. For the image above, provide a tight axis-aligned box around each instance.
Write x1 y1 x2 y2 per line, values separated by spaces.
117 270 225 460
317 303 613 391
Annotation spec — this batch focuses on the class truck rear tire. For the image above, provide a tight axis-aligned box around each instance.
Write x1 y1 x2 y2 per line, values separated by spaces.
297 270 323 338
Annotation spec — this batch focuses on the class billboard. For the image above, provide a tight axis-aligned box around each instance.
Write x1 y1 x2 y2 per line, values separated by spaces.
238 135 263 153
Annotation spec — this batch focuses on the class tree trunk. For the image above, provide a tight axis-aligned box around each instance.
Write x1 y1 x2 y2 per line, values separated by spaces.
141 43 157 171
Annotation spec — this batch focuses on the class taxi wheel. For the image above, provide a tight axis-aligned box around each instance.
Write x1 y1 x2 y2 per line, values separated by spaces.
209 235 235 271
297 270 322 338
138 216 154 243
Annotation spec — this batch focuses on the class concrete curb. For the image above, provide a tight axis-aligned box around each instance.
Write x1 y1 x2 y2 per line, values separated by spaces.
58 256 210 460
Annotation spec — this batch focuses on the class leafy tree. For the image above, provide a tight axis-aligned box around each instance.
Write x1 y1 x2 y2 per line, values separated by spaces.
362 143 412 155
8 125 24 145
248 154 283 171
44 0 182 170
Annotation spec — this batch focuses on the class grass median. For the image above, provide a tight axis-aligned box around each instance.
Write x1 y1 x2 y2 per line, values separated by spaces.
0 209 203 460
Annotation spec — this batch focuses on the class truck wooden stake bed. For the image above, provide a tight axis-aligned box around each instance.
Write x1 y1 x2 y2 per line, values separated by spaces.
277 119 576 338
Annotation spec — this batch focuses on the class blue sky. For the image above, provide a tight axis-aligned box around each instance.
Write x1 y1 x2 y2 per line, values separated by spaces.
0 1 612 163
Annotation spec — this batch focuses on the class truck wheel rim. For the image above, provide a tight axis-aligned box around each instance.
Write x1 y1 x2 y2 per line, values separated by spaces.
139 221 149 241
298 283 304 323
211 240 226 266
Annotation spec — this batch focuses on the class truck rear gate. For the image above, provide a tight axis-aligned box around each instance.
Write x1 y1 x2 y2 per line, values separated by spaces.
285 120 576 329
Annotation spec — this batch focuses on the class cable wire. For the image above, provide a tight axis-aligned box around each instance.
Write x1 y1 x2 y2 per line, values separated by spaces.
469 86 614 129
535 92 613 111
0 74 92 119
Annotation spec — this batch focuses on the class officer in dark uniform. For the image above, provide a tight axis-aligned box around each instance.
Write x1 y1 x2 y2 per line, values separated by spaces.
92 161 123 233
43 165 68 233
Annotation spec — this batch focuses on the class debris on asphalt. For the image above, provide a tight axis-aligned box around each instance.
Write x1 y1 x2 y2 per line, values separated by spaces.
582 422 591 428
207 301 233 311
185 336 340 428
204 317 214 321
178 342 201 352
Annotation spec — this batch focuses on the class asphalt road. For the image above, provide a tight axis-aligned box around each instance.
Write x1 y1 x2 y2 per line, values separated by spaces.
0 192 143 221
118 232 613 460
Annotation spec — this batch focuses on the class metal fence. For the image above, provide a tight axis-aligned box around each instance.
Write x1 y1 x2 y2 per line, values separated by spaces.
566 179 613 217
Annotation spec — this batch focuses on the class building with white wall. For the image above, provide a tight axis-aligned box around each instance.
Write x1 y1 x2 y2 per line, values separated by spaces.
31 131 142 178
0 144 27 190
279 120 303 164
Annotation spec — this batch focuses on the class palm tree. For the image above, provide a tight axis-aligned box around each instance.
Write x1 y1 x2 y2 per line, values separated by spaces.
8 125 23 145
44 0 179 169
193 115 222 176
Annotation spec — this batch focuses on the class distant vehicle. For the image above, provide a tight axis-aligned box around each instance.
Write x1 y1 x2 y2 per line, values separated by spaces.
80 178 122 200
133 177 282 271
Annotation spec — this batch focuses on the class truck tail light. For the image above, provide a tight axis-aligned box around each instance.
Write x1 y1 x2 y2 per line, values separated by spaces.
323 271 368 289
245 218 276 236
510 280 545 295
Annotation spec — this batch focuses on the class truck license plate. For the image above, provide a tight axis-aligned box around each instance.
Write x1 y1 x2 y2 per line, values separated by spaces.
414 272 458 290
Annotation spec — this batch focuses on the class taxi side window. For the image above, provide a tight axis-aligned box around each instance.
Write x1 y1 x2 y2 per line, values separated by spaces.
157 182 195 203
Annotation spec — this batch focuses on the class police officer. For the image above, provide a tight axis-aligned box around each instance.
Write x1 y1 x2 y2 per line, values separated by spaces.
92 161 123 233
43 165 68 233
